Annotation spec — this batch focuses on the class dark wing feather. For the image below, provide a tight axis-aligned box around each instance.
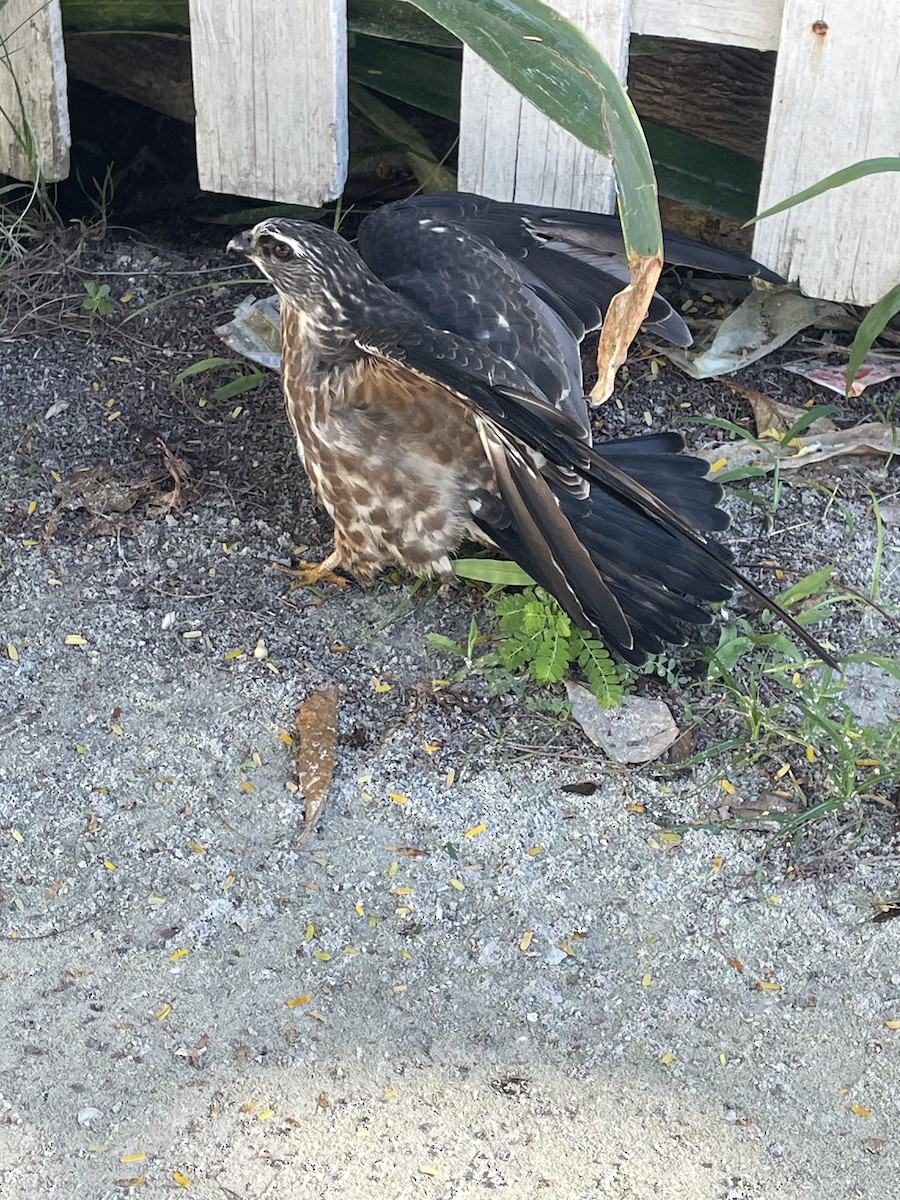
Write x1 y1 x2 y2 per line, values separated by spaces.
354 320 837 667
362 324 717 547
359 192 784 352
487 439 633 647
358 205 588 433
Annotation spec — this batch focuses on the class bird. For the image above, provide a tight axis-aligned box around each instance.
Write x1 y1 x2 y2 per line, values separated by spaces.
227 191 834 668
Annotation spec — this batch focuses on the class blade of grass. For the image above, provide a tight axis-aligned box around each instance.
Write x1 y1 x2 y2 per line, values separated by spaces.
171 357 238 386
452 558 536 586
846 282 900 394
774 565 835 609
745 157 900 226
348 82 456 192
211 372 267 400
120 277 260 324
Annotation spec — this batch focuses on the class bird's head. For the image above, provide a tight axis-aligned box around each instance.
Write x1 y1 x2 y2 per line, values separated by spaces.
228 218 372 314
228 218 396 362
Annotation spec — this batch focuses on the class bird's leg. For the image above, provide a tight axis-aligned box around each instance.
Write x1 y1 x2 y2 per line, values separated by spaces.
272 549 351 589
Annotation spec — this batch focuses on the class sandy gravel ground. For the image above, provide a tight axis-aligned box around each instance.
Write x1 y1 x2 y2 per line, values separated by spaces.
1 235 898 1199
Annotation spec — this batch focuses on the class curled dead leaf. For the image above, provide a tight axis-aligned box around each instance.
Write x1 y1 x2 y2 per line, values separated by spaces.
721 381 838 438
295 687 340 839
591 253 663 405
698 421 899 475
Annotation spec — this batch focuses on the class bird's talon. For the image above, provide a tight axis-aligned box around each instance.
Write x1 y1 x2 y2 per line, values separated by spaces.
272 555 350 589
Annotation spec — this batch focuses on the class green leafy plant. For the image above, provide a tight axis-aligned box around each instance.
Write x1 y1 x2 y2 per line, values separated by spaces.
706 628 900 817
82 279 115 315
648 557 900 853
685 404 843 520
0 19 37 173
431 568 625 707
495 587 623 706
638 651 691 690
171 356 267 401
428 615 527 699
747 157 900 394
495 588 572 682
75 161 116 236
749 157 900 225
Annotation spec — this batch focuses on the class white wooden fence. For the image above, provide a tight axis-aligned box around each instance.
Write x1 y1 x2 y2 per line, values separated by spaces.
2 0 897 305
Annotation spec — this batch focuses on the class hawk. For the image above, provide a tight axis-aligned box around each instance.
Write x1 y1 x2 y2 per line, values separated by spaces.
228 192 832 666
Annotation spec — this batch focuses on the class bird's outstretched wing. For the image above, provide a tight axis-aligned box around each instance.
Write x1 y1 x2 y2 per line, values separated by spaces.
358 191 783 355
357 201 590 434
354 320 836 667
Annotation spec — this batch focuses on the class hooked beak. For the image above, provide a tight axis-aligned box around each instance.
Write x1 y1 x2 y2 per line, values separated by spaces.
227 230 253 256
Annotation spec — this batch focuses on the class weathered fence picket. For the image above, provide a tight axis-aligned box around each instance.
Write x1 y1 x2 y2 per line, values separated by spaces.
1 0 897 304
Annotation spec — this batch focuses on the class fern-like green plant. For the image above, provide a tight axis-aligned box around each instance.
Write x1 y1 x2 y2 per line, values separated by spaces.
569 627 622 707
495 586 624 706
497 588 571 681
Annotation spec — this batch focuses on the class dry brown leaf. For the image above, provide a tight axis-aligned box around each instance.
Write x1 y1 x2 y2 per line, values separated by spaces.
698 421 899 474
665 726 697 764
156 436 191 510
295 687 340 837
43 452 191 551
721 380 838 438
590 253 663 405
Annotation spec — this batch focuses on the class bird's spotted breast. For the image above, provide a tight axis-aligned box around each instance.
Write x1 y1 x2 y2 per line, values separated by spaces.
278 310 494 581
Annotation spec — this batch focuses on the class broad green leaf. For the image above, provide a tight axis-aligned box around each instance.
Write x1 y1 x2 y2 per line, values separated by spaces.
780 404 842 443
642 119 760 222
746 157 900 226
452 558 536 586
407 0 661 260
61 1 189 35
775 565 835 609
350 34 461 121
847 282 900 394
426 632 464 655
171 357 236 386
211 372 267 400
348 0 461 46
708 633 755 679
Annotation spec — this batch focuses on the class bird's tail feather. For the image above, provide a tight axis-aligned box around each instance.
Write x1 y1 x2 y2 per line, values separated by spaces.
479 433 836 667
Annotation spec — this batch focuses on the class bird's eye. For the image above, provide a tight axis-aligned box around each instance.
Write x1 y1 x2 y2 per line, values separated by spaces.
270 242 293 261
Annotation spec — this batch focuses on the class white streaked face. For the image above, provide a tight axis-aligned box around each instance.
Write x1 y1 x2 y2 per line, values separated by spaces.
228 218 369 310
231 219 325 284
227 219 401 362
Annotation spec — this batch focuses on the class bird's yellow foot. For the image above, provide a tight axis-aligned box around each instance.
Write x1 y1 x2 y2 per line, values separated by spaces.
272 550 351 589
